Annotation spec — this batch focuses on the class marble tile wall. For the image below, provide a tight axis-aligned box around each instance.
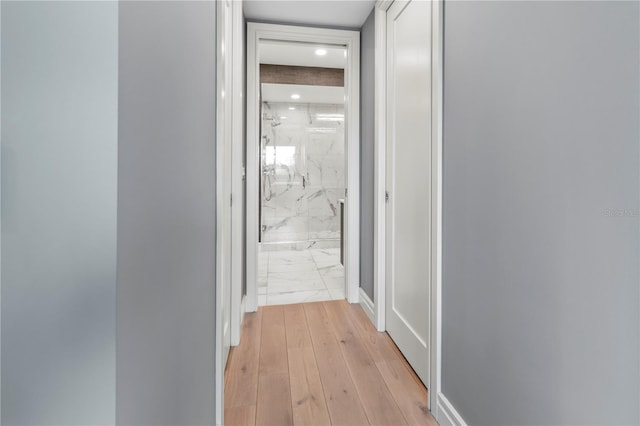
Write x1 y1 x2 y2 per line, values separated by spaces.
260 102 345 247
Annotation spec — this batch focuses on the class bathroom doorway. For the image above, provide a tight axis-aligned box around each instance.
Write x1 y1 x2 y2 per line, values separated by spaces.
245 23 360 312
259 77 346 304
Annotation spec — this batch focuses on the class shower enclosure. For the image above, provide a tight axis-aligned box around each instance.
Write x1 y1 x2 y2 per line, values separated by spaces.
260 101 345 250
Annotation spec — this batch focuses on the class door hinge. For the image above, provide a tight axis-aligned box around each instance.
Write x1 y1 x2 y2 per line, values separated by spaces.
230 194 233 206
385 191 390 203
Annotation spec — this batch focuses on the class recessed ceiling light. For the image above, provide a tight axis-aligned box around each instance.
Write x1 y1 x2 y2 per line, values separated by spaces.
315 48 327 56
288 107 296 110
281 116 287 119
291 94 300 100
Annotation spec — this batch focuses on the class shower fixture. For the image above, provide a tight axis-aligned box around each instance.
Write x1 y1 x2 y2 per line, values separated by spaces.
262 113 282 127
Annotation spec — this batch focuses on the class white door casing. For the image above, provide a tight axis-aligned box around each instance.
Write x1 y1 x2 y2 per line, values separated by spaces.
246 23 360 312
230 0 245 347
385 0 432 386
215 0 232 424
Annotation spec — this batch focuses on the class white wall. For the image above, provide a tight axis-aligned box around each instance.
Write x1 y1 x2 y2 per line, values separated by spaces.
1 2 118 424
442 1 640 424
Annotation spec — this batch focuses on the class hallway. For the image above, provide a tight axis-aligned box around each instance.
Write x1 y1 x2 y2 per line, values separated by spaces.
224 300 437 425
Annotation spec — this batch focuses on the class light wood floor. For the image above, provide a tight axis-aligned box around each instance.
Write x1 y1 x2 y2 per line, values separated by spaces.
224 300 438 426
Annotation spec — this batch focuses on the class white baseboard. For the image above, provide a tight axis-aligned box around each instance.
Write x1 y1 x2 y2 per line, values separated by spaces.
241 294 246 322
358 287 376 326
232 295 247 347
436 393 467 426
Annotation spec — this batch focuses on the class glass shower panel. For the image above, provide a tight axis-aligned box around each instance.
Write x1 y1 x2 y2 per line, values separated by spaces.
260 101 344 247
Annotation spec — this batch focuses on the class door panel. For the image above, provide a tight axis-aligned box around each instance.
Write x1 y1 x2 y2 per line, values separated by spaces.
386 0 432 385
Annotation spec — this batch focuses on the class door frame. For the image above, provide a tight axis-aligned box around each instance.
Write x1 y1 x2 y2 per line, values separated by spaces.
215 0 233 425
245 22 361 312
373 0 444 418
230 0 245 347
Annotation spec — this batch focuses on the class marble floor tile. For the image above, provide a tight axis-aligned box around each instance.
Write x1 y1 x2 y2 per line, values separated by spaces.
268 261 318 274
313 259 341 269
328 287 346 300
269 255 314 265
258 246 344 306
270 250 315 261
258 276 268 288
268 279 326 294
310 249 341 264
318 264 345 279
268 270 323 283
267 289 332 306
322 277 345 290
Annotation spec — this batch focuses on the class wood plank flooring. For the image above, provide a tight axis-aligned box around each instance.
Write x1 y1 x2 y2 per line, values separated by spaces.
224 300 438 426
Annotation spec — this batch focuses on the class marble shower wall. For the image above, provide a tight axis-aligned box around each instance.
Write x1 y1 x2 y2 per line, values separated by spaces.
261 102 345 248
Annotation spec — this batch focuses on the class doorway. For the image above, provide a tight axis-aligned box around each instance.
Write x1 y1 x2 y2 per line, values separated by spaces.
245 23 361 313
385 0 432 386
374 0 444 415
258 60 347 305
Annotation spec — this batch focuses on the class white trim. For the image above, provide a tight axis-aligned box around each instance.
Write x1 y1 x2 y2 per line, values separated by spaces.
375 0 395 11
246 22 361 311
358 288 376 326
345 27 361 305
215 1 232 425
230 0 244 347
373 4 387 333
430 0 444 416
246 24 259 313
240 294 247 327
436 393 468 426
214 1 222 420
214 0 223 419
375 0 444 415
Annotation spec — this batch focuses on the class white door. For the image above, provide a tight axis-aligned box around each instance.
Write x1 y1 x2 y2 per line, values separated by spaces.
385 0 432 385
218 0 232 368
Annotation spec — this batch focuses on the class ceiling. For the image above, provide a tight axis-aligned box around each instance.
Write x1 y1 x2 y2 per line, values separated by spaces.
260 40 347 69
244 1 375 29
262 83 345 104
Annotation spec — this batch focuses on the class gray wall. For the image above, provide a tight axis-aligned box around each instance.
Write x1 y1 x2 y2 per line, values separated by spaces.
0 5 3 420
1 2 118 424
116 2 217 425
442 1 640 425
360 9 375 301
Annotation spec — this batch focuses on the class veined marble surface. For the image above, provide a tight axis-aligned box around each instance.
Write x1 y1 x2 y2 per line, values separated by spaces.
257 247 345 306
260 102 345 245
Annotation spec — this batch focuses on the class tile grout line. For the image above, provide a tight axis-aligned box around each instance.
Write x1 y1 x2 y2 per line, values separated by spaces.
309 248 332 295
